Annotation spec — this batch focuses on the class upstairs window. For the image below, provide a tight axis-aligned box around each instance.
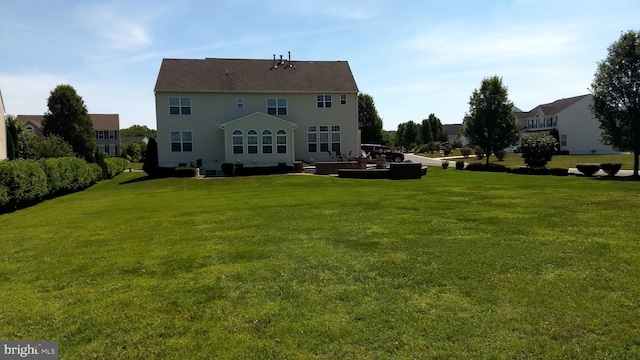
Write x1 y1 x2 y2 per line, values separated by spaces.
267 98 287 116
340 94 347 105
171 131 193 152
236 98 244 109
109 130 116 139
317 95 332 108
169 97 191 115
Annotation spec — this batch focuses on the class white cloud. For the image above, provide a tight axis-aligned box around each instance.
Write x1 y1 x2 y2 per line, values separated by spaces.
75 3 155 51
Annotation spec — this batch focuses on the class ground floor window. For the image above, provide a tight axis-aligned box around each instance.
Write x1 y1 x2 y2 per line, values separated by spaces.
248 130 258 154
262 129 273 153
561 134 567 147
276 130 287 153
307 125 341 154
232 130 243 154
171 131 193 152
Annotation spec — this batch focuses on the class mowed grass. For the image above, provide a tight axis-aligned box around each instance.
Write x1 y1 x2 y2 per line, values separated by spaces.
455 153 635 169
1 170 639 359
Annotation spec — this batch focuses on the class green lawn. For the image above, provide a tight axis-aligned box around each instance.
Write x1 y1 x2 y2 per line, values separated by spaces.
422 152 635 169
1 171 639 358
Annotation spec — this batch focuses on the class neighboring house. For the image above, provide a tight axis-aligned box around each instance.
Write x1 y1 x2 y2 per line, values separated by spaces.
443 123 467 146
516 94 615 154
0 88 6 160
17 114 121 156
154 55 360 173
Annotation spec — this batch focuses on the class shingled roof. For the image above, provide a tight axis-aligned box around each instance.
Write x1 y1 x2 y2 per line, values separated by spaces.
154 57 359 93
17 114 119 130
527 94 590 116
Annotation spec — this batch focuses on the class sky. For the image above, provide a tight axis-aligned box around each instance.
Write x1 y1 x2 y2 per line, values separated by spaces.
1 0 639 131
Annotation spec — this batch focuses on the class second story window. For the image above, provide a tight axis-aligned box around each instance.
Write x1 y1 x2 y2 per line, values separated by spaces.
340 94 347 104
169 97 191 115
236 98 244 109
267 98 287 116
317 95 332 108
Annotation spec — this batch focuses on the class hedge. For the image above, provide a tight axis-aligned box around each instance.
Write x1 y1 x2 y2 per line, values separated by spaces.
103 157 130 179
0 158 102 212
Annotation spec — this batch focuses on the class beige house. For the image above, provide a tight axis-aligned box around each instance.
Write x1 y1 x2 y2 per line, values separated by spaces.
0 88 6 160
17 114 121 156
154 56 360 173
516 94 615 154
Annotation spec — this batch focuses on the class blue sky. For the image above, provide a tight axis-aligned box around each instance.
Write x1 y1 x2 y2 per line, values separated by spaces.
1 0 639 130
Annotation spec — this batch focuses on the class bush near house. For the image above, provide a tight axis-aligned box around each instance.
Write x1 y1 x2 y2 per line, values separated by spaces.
520 134 558 168
460 146 473 158
600 163 622 176
576 164 601 177
0 158 101 212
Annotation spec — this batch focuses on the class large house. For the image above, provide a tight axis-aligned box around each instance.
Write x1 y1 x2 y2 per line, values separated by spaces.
153 55 360 173
516 94 615 154
17 114 121 156
0 88 6 160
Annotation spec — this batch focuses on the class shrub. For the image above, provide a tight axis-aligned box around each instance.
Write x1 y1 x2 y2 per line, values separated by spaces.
102 157 130 179
520 134 557 168
509 167 530 175
221 163 235 176
440 144 452 156
455 160 465 170
142 138 159 175
494 149 507 161
600 163 622 176
474 146 484 160
460 146 473 158
417 144 430 154
0 159 48 209
549 168 569 176
441 160 449 169
174 167 197 177
465 163 509 172
576 164 600 176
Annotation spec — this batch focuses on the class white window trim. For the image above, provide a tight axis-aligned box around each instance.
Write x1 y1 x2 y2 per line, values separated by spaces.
236 98 244 109
266 98 287 116
169 97 192 115
261 129 273 154
170 130 193 152
317 94 332 108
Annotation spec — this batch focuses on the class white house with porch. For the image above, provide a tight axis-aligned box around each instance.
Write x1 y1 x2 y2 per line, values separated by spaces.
153 55 360 174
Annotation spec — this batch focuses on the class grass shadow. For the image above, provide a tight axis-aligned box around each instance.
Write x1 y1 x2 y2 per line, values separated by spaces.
118 175 158 185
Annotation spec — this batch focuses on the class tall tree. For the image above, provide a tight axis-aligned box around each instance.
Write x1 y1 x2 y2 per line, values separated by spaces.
427 113 447 142
462 76 520 166
42 84 97 161
396 121 420 148
120 125 157 138
591 30 640 177
420 118 433 144
5 115 21 160
358 93 384 144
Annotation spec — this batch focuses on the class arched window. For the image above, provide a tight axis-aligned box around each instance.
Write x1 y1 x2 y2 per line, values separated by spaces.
247 130 258 154
232 130 243 154
262 130 273 154
276 129 287 154
25 125 35 134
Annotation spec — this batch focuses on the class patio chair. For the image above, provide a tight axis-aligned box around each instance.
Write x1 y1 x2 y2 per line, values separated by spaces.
326 150 337 161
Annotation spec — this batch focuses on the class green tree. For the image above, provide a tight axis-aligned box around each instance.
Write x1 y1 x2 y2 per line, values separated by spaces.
358 93 384 144
143 138 159 175
428 114 447 142
395 121 420 148
5 115 22 160
17 131 73 160
520 134 557 168
42 84 97 161
420 118 433 144
120 125 157 138
462 76 520 166
122 141 147 162
591 30 640 177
